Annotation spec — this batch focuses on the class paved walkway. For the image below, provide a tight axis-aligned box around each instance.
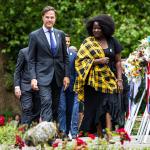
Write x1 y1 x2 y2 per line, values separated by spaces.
0 136 150 150
123 135 150 149
81 136 150 149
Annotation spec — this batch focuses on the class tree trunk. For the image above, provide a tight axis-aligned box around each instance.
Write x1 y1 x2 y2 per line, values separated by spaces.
0 53 20 115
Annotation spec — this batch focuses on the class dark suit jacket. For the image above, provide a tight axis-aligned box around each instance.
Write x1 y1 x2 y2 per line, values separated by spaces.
67 48 77 91
14 47 31 91
28 28 70 87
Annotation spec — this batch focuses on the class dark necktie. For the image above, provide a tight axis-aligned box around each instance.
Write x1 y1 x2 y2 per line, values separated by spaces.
49 30 56 56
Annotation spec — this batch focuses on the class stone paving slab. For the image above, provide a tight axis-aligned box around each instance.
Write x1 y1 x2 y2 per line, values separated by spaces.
123 136 150 149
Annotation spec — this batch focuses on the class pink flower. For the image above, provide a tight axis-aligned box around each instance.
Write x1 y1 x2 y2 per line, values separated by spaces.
116 128 131 145
52 142 59 148
18 127 25 133
78 131 83 137
87 133 96 140
116 128 126 133
76 138 87 146
124 133 131 142
0 115 5 126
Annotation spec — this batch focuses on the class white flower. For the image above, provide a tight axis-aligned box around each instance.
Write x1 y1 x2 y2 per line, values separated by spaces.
144 47 150 61
140 38 149 47
124 36 150 82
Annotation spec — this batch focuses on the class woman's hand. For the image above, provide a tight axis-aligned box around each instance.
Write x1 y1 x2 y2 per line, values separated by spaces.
94 57 109 65
117 79 123 92
100 57 109 64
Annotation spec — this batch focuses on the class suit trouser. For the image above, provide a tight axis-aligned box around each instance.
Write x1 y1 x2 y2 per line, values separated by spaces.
58 88 79 136
21 90 40 124
39 77 61 122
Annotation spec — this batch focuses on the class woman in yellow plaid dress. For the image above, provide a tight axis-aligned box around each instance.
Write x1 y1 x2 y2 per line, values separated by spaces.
74 14 123 142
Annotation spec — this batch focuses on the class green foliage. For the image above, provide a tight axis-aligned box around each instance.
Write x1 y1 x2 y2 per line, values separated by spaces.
0 0 150 88
3 111 13 121
0 124 18 145
3 59 16 90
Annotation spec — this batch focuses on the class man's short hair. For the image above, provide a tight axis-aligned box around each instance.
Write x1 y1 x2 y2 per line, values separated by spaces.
65 34 70 38
41 6 56 16
69 46 77 52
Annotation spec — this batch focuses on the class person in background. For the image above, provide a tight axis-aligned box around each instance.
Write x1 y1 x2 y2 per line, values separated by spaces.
74 14 123 142
65 34 71 52
118 59 130 127
14 47 41 125
69 46 78 52
28 6 70 122
78 101 84 129
58 34 79 139
68 44 84 129
14 113 21 124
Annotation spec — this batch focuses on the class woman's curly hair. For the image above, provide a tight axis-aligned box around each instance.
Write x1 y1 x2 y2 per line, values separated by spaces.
86 14 115 38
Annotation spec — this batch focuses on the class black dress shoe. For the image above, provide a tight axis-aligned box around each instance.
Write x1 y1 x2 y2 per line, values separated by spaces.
47 139 56 146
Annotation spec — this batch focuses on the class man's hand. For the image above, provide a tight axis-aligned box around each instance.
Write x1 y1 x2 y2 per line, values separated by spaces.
31 79 39 91
63 77 70 91
15 86 21 100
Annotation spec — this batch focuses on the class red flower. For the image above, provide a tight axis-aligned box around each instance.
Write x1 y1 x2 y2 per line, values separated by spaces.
116 128 126 133
116 128 131 145
52 142 59 148
124 133 131 141
7 117 13 123
76 138 87 146
78 131 83 137
0 115 5 126
15 135 25 149
18 127 25 133
120 139 124 145
87 133 96 140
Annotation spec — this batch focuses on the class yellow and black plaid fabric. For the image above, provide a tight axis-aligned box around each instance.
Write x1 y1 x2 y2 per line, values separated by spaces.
74 36 117 101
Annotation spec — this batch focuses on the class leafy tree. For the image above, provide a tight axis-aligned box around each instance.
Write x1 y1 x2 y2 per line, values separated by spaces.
0 0 150 89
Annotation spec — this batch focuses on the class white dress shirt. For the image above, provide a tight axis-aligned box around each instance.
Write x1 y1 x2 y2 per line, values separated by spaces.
42 25 57 48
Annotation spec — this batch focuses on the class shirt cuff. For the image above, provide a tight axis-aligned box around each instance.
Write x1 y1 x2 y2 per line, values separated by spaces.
15 86 20 89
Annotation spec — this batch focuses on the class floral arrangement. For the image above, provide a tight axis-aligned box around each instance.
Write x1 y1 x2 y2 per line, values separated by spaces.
48 130 131 149
0 115 25 149
0 115 132 150
123 36 150 83
0 118 58 149
50 135 109 150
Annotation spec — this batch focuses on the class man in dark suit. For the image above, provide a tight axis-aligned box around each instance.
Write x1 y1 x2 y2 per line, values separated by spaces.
28 6 70 122
58 35 79 139
14 47 40 125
